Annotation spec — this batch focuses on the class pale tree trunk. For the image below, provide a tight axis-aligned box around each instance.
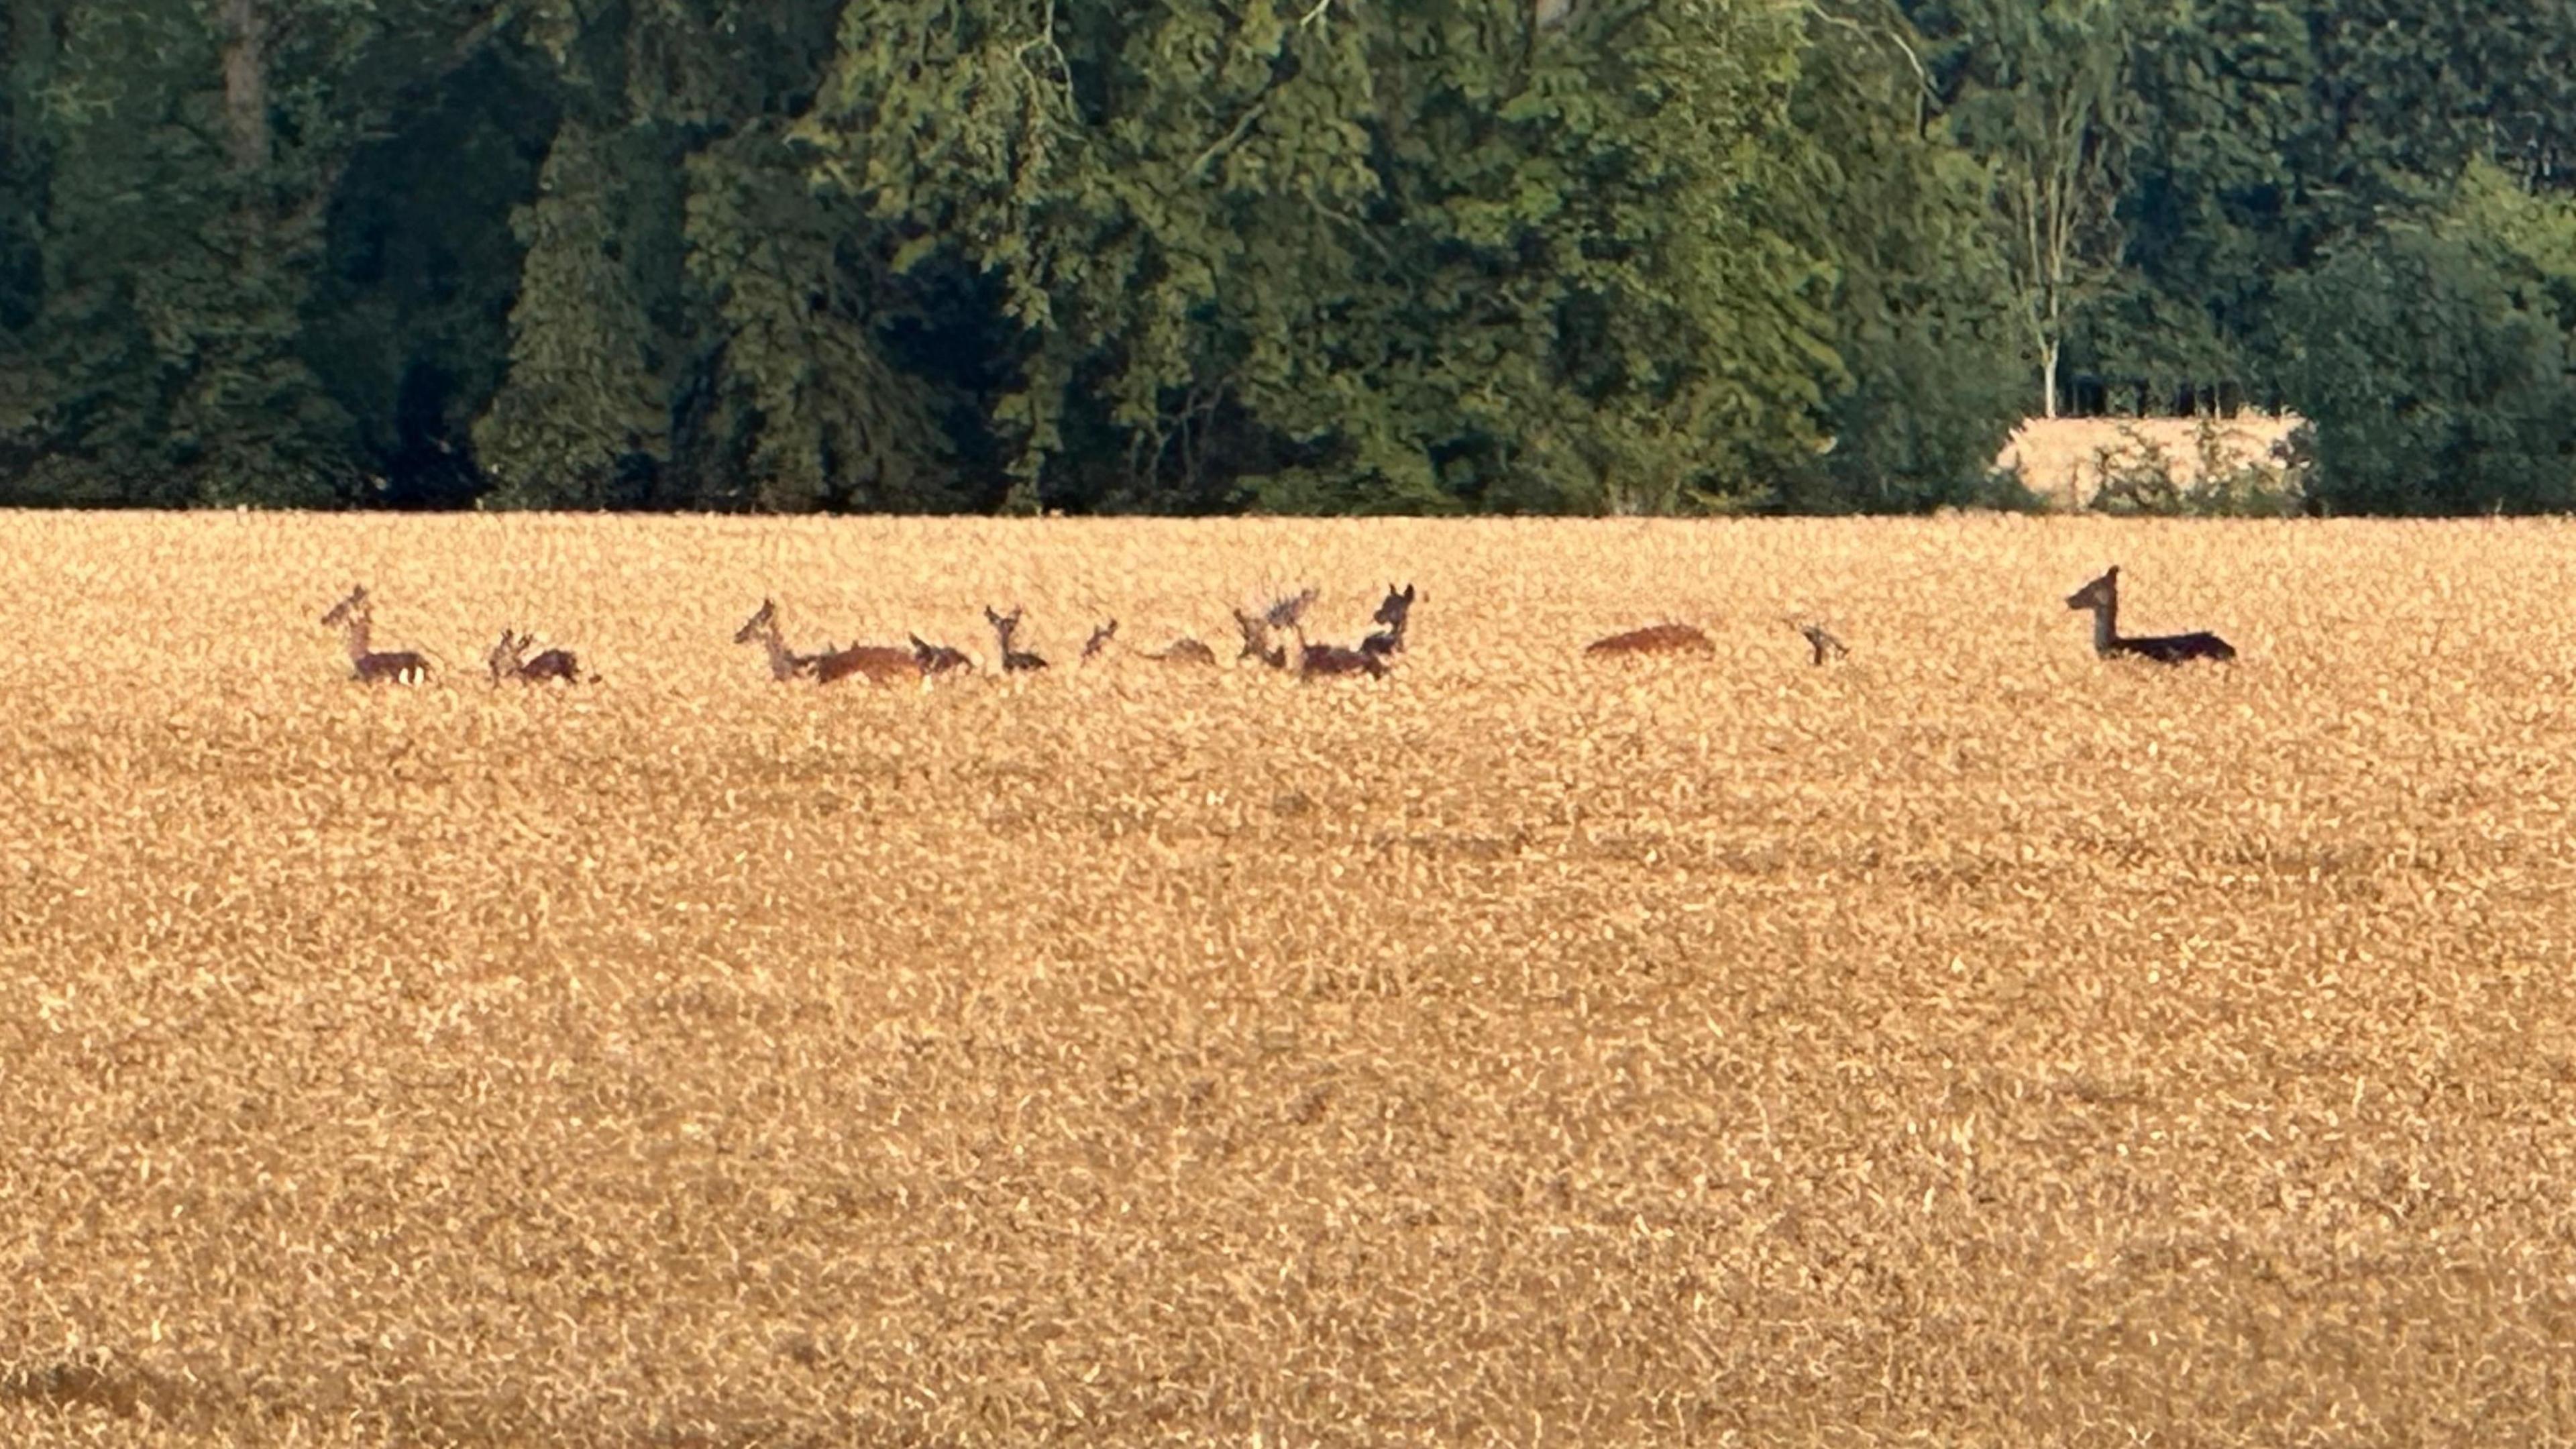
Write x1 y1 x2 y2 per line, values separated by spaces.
2041 338 2060 419
219 0 268 170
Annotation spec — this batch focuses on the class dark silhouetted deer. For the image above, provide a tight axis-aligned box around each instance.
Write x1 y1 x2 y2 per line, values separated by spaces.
2065 566 2235 663
486 628 590 684
1784 616 1848 666
1362 583 1415 659
1081 619 1119 661
910 635 975 676
1294 627 1389 678
986 606 1049 673
1585 621 1713 657
320 586 431 684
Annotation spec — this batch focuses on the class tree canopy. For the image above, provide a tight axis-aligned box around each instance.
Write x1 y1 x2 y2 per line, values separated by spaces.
3 0 2573 514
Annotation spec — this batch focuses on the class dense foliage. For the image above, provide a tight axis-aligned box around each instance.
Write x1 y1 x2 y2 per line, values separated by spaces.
3 0 2573 514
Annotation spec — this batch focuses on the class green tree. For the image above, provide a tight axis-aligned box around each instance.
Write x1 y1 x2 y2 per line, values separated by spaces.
1915 0 2149 418
2277 163 2576 515
800 0 1841 515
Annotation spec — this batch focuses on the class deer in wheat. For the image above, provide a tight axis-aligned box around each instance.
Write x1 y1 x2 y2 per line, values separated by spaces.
986 606 1049 673
737 599 921 684
1362 583 1415 659
1585 621 1714 657
486 628 590 684
1081 619 1120 662
319 586 431 684
910 635 976 676
1784 617 1848 666
2065 566 2235 663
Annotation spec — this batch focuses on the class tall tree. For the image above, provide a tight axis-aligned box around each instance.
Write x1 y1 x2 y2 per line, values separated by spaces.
1915 0 2148 419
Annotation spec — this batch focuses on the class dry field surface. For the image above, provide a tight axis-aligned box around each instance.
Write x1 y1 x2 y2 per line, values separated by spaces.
6 511 2576 1446
1998 415 2305 508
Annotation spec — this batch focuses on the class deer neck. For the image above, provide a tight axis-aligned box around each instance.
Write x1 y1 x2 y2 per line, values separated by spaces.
2088 596 2119 654
759 625 800 680
341 614 373 661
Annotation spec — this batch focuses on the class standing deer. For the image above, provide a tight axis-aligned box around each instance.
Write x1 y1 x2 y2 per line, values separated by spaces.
2065 566 2236 663
1362 583 1415 658
486 628 590 684
319 586 431 684
910 635 976 676
986 606 1049 673
1585 621 1714 657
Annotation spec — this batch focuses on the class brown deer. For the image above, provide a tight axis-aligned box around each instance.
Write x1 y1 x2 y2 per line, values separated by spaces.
1585 621 1714 657
737 599 920 684
1361 582 1415 658
1233 608 1289 669
910 635 976 676
486 628 590 684
319 586 431 684
1294 627 1389 678
2065 566 2236 663
985 605 1049 673
1784 616 1848 666
1081 618 1120 661
735 599 821 681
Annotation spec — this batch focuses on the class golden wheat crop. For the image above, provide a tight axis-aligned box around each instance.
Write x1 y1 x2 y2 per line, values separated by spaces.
6 511 2576 1446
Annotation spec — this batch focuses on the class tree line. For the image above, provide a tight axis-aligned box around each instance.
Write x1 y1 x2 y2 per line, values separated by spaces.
3 0 2573 516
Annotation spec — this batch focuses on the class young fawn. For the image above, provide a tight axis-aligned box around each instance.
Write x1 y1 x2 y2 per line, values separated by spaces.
1362 583 1415 658
985 606 1049 673
486 628 589 684
1585 621 1714 657
2065 566 2236 664
319 586 431 684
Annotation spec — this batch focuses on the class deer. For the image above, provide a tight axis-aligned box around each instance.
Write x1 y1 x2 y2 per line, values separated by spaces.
319 586 431 684
1081 619 1119 662
1230 586 1316 669
1585 621 1714 657
985 605 1049 673
1146 636 1219 665
1361 583 1415 659
1784 616 1848 667
735 599 820 680
910 635 976 676
486 628 590 684
736 599 920 684
1233 608 1289 670
2065 566 2236 664
1293 626 1389 679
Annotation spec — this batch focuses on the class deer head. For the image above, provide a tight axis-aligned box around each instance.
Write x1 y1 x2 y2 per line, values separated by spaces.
321 585 371 629
1082 619 1118 660
2066 568 2119 612
734 598 780 645
1373 583 1416 629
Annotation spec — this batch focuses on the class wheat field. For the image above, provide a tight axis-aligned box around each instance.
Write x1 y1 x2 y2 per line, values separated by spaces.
5 511 2576 1446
